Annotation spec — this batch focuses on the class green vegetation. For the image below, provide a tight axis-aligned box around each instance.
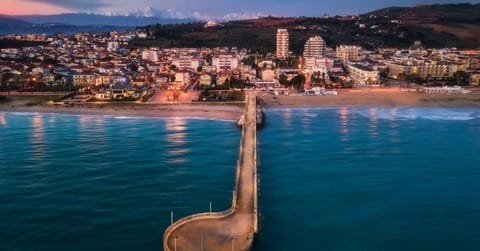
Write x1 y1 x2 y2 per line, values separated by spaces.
0 39 48 49
199 90 245 102
287 74 306 89
279 74 289 86
241 56 257 68
130 4 480 51
310 72 328 86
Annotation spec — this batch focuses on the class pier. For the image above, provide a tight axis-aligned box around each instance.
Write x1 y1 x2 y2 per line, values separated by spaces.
163 93 259 251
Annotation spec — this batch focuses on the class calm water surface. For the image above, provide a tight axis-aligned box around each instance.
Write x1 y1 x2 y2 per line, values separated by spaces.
0 112 238 251
254 107 480 251
1 107 480 251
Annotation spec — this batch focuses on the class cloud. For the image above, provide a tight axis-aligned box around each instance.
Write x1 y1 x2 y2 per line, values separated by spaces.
19 0 112 11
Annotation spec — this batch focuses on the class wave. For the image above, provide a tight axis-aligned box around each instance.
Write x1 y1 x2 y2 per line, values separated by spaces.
355 107 479 121
268 107 338 112
3 112 234 123
109 115 234 123
6 112 41 116
303 113 318 118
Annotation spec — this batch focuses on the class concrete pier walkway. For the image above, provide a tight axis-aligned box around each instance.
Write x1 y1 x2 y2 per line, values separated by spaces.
163 93 258 251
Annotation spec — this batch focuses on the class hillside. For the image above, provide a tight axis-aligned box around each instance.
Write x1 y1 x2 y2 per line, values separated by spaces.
0 16 31 34
132 3 480 52
366 3 480 46
0 15 129 35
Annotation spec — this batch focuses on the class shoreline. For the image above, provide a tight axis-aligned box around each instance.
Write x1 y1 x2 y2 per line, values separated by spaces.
2 90 480 121
259 90 480 108
0 102 244 121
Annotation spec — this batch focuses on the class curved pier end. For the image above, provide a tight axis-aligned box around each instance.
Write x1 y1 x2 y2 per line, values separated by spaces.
163 93 258 251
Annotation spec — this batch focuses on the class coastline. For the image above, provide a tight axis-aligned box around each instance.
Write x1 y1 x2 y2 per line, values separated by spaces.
0 102 244 121
259 89 480 108
2 89 480 121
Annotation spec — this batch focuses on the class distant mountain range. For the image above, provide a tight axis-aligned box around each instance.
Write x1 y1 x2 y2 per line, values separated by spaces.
1 3 479 50
0 6 197 34
12 13 194 27
132 3 480 50
0 15 130 35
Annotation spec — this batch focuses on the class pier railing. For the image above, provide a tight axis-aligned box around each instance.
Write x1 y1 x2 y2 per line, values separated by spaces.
163 94 255 251
253 95 258 233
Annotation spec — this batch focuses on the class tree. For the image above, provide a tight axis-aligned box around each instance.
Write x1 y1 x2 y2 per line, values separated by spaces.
289 74 306 89
310 71 325 86
205 54 213 65
223 78 231 89
379 68 390 79
242 56 256 68
453 71 470 86
279 74 289 87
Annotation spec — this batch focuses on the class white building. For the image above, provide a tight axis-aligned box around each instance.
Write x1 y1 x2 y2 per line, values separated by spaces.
261 69 275 81
212 54 239 72
303 36 326 58
172 56 201 70
73 74 95 87
107 41 120 52
142 49 159 62
347 64 380 86
204 20 218 28
336 45 361 64
276 29 289 59
304 57 335 71
173 71 191 89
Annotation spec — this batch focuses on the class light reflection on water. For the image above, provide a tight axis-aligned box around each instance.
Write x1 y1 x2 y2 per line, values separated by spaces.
368 107 379 138
0 112 239 251
338 107 349 141
0 113 7 127
282 108 292 128
31 115 45 160
165 118 189 164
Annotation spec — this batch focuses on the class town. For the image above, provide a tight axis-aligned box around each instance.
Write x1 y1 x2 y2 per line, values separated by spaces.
1 27 479 104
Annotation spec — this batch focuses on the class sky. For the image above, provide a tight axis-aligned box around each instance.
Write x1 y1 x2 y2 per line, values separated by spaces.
1 0 479 17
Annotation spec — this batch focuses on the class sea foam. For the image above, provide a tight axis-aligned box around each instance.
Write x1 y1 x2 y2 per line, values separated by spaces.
355 107 478 121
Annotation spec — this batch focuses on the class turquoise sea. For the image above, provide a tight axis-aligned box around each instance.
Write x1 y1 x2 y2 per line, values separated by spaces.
254 107 480 251
0 113 238 251
1 107 480 250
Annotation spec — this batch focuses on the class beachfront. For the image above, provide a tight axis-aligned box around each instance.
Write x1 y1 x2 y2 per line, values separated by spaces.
260 88 480 108
1 89 480 122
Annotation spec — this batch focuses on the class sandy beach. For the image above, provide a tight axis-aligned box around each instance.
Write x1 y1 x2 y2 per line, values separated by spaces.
0 96 244 121
2 89 480 121
260 89 480 108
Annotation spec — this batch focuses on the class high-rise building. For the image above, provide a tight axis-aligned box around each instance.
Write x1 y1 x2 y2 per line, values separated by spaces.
303 36 326 58
276 29 289 59
336 45 361 63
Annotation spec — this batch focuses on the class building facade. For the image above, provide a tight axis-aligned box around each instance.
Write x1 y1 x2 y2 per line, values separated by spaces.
303 36 326 58
276 29 289 59
172 56 201 70
212 54 239 72
385 62 465 80
347 64 380 86
336 45 361 64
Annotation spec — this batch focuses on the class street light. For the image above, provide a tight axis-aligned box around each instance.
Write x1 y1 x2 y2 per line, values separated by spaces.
171 211 174 225
174 236 178 251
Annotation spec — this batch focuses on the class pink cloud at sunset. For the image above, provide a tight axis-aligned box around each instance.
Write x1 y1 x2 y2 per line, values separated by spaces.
0 0 70 15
